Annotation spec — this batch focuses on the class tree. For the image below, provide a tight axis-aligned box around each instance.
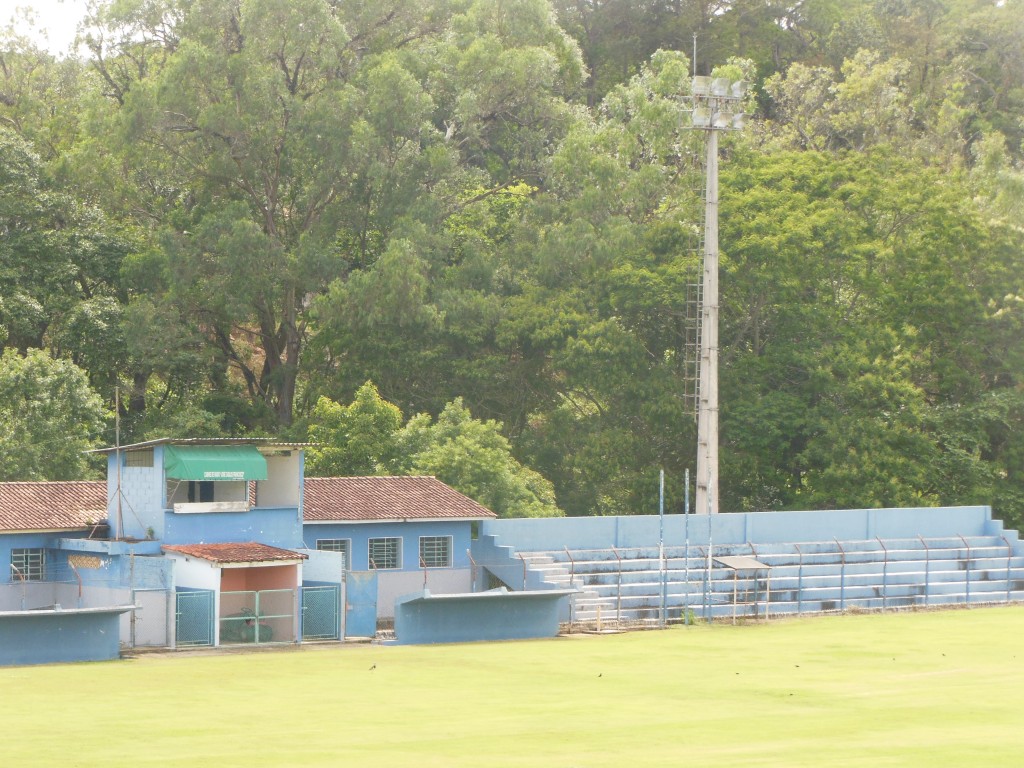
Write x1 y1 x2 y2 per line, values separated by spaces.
398 398 561 518
0 349 107 480
304 387 561 517
306 382 403 477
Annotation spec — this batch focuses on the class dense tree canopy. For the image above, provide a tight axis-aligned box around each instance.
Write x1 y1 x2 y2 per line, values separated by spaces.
1 0 1022 524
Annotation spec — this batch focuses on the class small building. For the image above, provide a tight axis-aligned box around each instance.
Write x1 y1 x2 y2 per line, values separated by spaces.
302 476 497 622
1 438 500 662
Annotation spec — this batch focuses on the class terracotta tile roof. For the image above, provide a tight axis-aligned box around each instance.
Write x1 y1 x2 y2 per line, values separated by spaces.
162 542 307 564
0 481 108 532
303 476 497 522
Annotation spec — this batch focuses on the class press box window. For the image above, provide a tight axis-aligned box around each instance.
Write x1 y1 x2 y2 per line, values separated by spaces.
419 536 452 568
11 548 46 581
316 539 351 570
368 537 400 570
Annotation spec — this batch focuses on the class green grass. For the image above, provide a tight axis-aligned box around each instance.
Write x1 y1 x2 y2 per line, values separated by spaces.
3 607 1024 767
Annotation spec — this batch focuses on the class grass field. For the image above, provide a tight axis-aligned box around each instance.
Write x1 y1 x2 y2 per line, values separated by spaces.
2 606 1023 767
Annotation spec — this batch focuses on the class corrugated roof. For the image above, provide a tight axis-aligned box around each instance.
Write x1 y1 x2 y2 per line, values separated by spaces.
162 542 307 564
303 476 497 522
0 481 107 533
90 438 311 454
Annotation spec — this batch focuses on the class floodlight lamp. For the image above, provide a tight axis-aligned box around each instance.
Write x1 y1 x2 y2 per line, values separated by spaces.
730 80 747 99
712 110 733 129
710 78 731 97
732 112 747 130
692 76 712 97
692 107 711 127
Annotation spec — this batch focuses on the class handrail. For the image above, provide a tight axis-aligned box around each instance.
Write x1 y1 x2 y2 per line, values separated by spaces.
1001 536 1014 602
918 535 931 606
466 549 477 592
10 564 26 611
958 534 972 604
834 538 847 611
876 537 889 611
516 552 528 590
611 547 623 624
564 546 577 627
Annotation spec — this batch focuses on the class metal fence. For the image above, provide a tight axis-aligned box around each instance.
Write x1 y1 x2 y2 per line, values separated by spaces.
175 589 215 646
220 589 296 644
301 585 341 640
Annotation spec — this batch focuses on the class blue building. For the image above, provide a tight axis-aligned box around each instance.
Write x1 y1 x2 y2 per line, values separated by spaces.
0 438 496 662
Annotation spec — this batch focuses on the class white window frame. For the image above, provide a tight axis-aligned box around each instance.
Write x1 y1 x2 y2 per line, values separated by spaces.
368 537 401 570
419 535 452 568
315 538 351 570
11 548 46 581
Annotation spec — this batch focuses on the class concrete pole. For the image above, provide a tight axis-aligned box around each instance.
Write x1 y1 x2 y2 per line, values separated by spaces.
695 127 719 515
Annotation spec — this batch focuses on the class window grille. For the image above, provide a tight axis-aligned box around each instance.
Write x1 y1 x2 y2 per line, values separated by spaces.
315 539 350 570
419 536 452 568
11 548 46 581
123 448 154 468
368 537 400 570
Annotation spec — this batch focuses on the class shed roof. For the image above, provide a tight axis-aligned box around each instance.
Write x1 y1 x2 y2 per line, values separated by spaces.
162 542 307 564
89 437 310 454
303 476 497 523
0 481 107 533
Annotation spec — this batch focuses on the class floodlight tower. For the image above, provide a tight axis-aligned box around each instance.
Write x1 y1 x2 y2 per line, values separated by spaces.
688 73 746 515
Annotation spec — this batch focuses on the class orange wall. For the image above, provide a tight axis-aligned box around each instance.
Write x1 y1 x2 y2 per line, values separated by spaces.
220 565 298 591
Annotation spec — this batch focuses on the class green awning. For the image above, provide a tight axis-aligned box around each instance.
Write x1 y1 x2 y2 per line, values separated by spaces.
163 445 268 481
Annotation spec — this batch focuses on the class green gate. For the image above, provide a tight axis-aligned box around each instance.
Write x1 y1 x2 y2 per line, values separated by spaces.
301 585 341 640
220 589 295 644
175 589 214 647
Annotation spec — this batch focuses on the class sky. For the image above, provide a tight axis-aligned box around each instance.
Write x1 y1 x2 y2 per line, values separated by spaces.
6 0 92 55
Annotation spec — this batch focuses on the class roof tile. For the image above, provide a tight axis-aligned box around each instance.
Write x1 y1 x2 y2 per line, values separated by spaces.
303 476 497 522
162 542 307 563
0 481 107 532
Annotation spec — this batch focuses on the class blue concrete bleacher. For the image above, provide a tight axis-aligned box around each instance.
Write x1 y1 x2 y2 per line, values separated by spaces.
472 507 1024 625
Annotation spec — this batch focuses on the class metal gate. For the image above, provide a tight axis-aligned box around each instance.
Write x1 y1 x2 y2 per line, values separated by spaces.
301 585 341 640
220 589 296 644
345 571 378 638
175 589 214 647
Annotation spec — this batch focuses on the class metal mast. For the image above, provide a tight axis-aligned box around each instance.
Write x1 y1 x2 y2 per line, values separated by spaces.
686 74 746 515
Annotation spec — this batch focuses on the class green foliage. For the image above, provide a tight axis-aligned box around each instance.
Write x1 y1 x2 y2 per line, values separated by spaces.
399 398 560 518
306 382 403 477
305 386 560 517
0 349 107 480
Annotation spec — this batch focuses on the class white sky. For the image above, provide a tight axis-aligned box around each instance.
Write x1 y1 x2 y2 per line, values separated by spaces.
5 0 92 55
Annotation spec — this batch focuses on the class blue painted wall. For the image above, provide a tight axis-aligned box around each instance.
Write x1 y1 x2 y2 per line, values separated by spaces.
479 506 998 553
394 588 571 644
302 521 475 571
165 507 303 548
0 607 131 665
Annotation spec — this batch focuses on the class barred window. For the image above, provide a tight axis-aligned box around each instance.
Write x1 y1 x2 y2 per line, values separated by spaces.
368 537 400 570
315 539 350 570
123 448 154 468
419 536 452 568
11 548 46 581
